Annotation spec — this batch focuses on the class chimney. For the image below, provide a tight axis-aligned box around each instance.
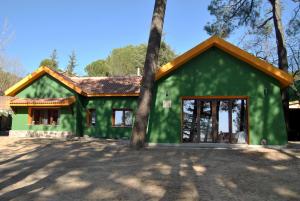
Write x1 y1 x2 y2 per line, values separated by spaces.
137 67 141 76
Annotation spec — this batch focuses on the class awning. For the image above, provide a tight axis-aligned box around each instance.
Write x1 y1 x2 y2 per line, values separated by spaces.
10 96 76 107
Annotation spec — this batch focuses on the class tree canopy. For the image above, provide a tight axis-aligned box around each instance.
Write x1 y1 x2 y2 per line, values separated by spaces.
205 0 300 73
85 41 176 76
39 49 60 70
85 60 109 76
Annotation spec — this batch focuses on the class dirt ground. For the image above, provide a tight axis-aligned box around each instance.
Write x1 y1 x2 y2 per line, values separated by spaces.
0 137 299 201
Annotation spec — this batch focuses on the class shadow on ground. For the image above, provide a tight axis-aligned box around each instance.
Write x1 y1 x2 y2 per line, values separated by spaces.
0 137 299 201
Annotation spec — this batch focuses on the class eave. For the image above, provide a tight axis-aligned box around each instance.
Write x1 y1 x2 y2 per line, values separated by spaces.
10 96 76 107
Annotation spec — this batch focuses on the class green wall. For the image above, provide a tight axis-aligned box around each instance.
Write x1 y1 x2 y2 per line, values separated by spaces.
11 74 77 133
83 97 137 139
148 47 287 145
11 107 76 133
10 48 288 145
16 74 74 98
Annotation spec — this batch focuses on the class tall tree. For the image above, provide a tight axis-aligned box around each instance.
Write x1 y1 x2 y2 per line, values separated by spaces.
130 0 167 149
205 0 293 130
66 51 77 76
50 49 59 70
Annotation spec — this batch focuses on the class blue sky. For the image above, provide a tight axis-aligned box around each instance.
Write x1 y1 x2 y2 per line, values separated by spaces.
0 0 297 76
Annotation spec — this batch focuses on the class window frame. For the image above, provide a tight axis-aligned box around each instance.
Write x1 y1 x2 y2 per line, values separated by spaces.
28 107 60 126
181 96 249 144
87 108 96 127
112 108 133 128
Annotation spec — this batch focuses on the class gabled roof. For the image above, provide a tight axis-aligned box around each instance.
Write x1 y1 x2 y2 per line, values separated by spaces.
4 66 141 97
5 66 85 96
155 36 293 88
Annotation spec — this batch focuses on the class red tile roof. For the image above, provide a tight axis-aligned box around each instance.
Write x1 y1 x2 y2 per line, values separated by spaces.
10 96 76 106
70 76 142 95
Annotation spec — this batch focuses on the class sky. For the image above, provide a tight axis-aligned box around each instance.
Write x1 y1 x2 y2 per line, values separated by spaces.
0 0 298 76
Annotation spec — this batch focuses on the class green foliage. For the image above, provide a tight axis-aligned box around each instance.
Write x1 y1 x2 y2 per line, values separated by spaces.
66 51 77 76
85 60 110 76
204 0 262 38
84 41 176 76
39 49 59 70
39 59 55 68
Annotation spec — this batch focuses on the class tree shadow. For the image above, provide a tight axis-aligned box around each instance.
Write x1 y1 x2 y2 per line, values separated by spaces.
0 138 299 200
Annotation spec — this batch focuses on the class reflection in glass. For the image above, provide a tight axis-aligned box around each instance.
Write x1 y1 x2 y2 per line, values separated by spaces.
182 98 247 144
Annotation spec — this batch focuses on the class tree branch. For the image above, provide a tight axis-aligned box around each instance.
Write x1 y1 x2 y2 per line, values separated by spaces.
257 16 273 29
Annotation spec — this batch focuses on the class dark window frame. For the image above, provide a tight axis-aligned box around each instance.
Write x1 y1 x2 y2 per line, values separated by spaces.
87 109 96 127
181 96 249 144
29 108 60 125
112 108 133 127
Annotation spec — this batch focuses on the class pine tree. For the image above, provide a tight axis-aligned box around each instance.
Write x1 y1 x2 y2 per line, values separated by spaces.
66 51 77 76
130 0 167 149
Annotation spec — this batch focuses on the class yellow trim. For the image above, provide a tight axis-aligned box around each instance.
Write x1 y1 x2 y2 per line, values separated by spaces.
155 36 294 88
10 96 76 107
4 67 45 96
5 66 85 96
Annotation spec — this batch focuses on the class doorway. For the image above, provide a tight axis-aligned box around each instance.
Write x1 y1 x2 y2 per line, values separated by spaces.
182 97 249 144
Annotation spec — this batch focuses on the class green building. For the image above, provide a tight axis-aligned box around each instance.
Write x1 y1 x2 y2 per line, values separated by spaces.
5 37 293 145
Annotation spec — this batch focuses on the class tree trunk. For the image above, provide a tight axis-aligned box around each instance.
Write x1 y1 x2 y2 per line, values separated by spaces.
130 0 167 149
240 100 245 131
190 101 197 142
269 0 290 131
196 100 202 143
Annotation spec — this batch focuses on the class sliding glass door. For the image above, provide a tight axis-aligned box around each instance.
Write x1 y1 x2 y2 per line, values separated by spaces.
182 97 248 144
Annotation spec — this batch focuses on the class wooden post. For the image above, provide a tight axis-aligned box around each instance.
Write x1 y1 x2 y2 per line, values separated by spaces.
28 107 33 125
228 100 233 143
196 100 202 143
211 101 218 143
190 100 197 142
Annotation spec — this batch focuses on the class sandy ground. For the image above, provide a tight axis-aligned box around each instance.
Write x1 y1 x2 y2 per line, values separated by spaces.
0 137 299 201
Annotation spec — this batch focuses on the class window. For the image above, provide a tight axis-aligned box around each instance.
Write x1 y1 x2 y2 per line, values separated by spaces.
182 97 248 144
31 108 59 125
112 109 133 127
87 109 96 127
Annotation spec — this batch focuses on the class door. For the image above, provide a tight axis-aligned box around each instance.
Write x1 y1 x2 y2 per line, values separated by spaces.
182 97 248 144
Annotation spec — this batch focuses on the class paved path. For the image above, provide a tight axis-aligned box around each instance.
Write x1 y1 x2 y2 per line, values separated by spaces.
0 137 299 201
